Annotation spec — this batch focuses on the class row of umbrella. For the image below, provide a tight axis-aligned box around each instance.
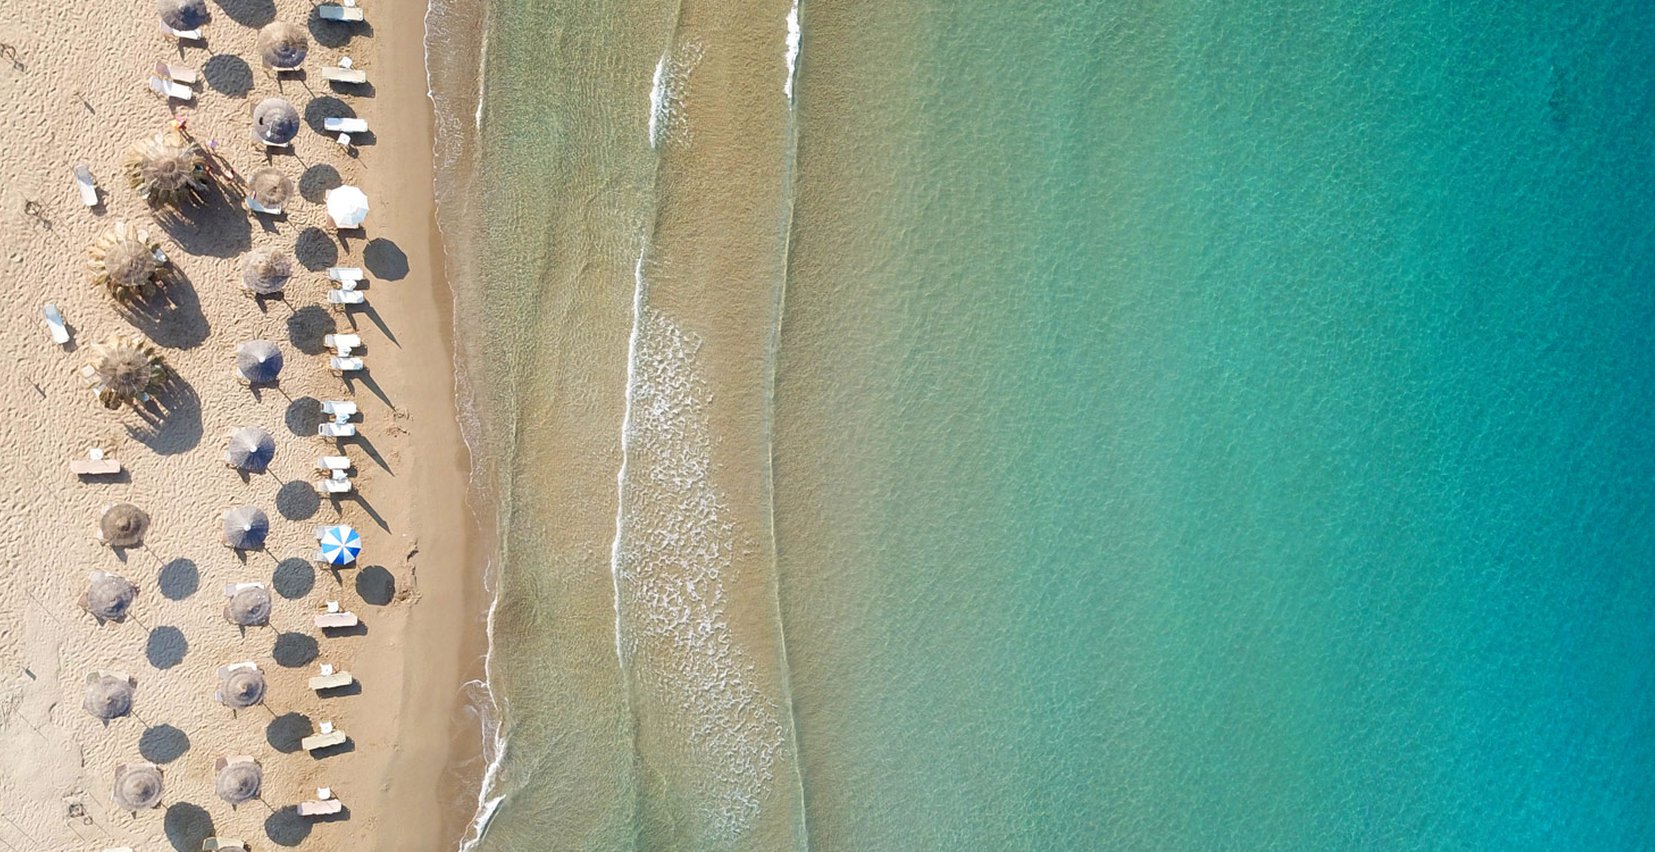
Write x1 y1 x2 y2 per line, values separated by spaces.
159 0 308 69
81 570 281 625
94 500 361 566
113 756 263 811
86 664 266 720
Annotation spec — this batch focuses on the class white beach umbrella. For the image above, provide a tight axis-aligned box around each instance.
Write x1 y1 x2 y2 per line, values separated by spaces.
325 185 369 229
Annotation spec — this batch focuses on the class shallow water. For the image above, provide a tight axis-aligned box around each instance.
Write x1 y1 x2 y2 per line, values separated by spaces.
432 0 1655 847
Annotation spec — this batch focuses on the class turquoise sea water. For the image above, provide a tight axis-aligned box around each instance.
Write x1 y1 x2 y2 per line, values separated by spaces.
436 0 1655 847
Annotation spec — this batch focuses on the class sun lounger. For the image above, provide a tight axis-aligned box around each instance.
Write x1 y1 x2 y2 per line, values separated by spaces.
327 266 364 285
330 356 365 373
318 5 366 21
315 610 359 629
301 721 348 752
323 333 362 355
246 195 282 215
74 165 98 207
315 476 352 495
70 448 122 476
148 75 194 101
309 664 355 691
161 23 204 40
43 303 70 344
317 455 352 471
318 422 357 438
202 837 248 851
321 399 358 420
323 117 369 134
321 65 368 84
156 62 198 84
327 289 366 306
298 797 343 816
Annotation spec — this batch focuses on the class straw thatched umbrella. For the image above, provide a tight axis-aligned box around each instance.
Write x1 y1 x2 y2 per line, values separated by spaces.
98 502 151 547
157 0 207 31
235 340 283 384
214 757 263 805
216 664 267 709
124 130 209 211
87 221 164 302
247 167 293 209
240 247 292 295
257 21 308 69
222 506 269 550
86 334 168 410
223 585 272 626
80 571 138 622
83 672 136 721
251 98 300 146
112 762 164 811
225 426 276 472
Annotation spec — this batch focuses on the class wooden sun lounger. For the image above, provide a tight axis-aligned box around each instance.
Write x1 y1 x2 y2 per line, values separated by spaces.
299 797 343 816
315 610 359 629
318 5 365 21
301 730 348 751
70 458 123 476
322 66 368 84
309 664 355 691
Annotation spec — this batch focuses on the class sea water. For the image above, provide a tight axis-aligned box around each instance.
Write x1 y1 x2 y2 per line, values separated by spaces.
431 0 1655 848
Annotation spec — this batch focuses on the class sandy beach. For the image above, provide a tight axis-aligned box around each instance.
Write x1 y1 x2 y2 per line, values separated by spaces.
0 0 482 847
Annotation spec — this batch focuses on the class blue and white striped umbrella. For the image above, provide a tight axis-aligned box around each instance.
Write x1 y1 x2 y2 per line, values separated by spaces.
317 525 360 566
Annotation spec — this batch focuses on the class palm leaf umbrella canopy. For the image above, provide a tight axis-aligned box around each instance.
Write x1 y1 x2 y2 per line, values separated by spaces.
124 130 208 210
98 502 151 547
86 335 168 410
325 185 369 228
241 247 292 295
317 524 361 565
112 763 165 811
257 21 308 69
157 0 207 30
82 673 136 720
222 506 270 550
215 758 263 804
81 571 138 622
87 221 164 301
251 97 300 145
223 585 272 626
248 167 293 208
235 339 283 384
225 426 276 472
217 665 267 708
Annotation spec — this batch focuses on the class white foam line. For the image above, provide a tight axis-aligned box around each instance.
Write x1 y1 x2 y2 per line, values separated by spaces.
783 0 801 101
608 249 649 669
648 52 668 149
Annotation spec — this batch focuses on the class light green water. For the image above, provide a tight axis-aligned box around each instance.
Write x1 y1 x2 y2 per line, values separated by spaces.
432 0 1655 848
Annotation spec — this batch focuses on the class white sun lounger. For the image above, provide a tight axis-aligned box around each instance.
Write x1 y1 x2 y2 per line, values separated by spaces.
43 303 70 344
315 476 352 495
246 195 282 215
301 721 348 752
320 400 358 420
321 65 368 84
316 600 360 629
323 333 362 355
298 797 343 816
148 76 194 101
318 5 365 21
155 62 198 84
327 289 365 306
74 165 98 207
71 448 122 476
318 422 357 438
317 455 352 471
327 266 364 285
201 840 248 851
323 116 369 134
161 23 204 40
330 356 365 373
309 663 355 691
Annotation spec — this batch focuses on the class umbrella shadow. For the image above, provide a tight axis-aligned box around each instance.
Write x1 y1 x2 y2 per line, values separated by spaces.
294 226 339 271
271 632 318 667
284 396 322 437
126 373 203 456
212 0 275 27
302 96 354 136
122 271 210 350
361 237 408 280
164 801 215 852
139 724 191 763
146 626 188 669
298 164 341 202
287 304 336 354
264 805 312 846
265 712 311 753
277 479 321 520
203 53 254 97
157 558 199 600
307 14 372 49
273 557 315 598
354 566 395 605
157 181 251 258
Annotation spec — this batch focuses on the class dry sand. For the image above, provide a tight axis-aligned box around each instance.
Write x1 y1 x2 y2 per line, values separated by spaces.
0 0 482 848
